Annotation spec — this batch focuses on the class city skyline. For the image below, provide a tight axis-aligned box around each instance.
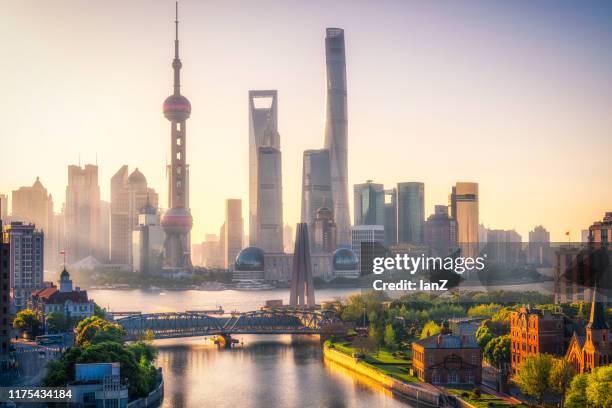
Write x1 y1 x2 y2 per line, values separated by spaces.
2 1 611 244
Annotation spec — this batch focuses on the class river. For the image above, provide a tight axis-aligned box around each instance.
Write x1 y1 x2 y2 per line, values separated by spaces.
90 288 417 407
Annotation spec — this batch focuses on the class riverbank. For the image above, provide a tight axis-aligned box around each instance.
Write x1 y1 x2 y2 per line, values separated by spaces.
323 344 441 407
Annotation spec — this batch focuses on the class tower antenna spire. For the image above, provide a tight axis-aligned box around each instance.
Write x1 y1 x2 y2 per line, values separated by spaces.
172 1 181 95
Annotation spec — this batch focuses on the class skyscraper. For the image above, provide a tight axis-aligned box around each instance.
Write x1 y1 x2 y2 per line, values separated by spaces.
110 166 158 265
0 194 7 221
4 222 44 308
528 225 552 266
132 199 165 274
65 164 100 263
351 225 385 272
0 216 10 363
324 28 350 246
384 188 397 247
11 178 55 269
248 90 283 252
354 181 385 226
224 199 243 270
312 207 337 253
161 4 193 269
449 182 479 257
423 205 457 256
397 182 424 245
300 149 333 226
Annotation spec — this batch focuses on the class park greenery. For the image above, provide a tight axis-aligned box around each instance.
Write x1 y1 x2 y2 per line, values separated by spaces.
12 309 41 338
44 316 159 400
564 365 612 408
333 290 551 352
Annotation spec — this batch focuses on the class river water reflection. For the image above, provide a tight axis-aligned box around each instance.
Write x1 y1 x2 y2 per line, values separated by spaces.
90 288 417 407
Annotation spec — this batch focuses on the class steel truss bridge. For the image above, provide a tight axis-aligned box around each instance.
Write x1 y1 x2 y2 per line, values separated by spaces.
114 309 343 340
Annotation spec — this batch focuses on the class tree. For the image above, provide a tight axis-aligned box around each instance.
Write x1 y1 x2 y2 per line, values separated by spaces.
475 323 494 348
46 312 69 333
483 335 510 369
93 303 106 319
514 354 554 405
128 341 158 364
383 324 397 350
13 309 41 337
420 321 441 339
368 323 384 347
549 358 575 398
467 303 501 318
585 365 612 408
565 373 588 408
75 316 125 347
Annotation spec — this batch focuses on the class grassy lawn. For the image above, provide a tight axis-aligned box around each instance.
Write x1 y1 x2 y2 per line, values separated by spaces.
445 387 529 408
326 339 418 383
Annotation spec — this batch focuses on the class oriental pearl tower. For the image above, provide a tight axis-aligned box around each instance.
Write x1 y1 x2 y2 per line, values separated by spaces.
161 2 193 269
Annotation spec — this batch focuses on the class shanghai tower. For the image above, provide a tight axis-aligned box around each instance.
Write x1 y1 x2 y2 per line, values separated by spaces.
324 28 350 246
161 3 193 269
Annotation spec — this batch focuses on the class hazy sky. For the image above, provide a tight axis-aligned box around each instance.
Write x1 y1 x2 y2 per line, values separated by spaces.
1 0 610 243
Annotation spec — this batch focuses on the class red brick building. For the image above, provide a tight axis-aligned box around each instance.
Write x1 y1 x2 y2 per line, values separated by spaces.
510 306 565 373
412 323 482 385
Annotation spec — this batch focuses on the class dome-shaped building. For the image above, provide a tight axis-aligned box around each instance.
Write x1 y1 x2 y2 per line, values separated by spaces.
332 248 359 279
233 247 266 282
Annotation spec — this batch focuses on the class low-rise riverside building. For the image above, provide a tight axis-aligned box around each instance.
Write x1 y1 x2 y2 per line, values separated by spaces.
412 322 482 385
30 267 94 319
71 362 128 407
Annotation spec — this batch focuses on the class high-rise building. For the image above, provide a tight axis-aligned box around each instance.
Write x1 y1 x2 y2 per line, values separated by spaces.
99 200 110 263
423 205 457 256
589 212 612 245
283 224 294 254
65 164 101 263
324 28 350 246
132 200 165 274
384 188 397 247
312 207 337 253
351 225 385 271
300 149 333 226
485 229 522 265
449 182 479 257
0 216 10 365
354 181 385 226
397 182 424 245
11 178 55 269
0 194 7 221
161 5 193 269
248 90 284 253
110 166 158 265
224 199 243 270
528 225 552 266
4 222 44 308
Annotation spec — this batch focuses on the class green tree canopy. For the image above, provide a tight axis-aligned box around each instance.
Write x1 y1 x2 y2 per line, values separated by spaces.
475 323 494 348
514 354 554 404
548 358 575 396
46 312 70 333
383 324 397 350
75 316 126 347
483 335 510 369
13 309 41 337
420 320 441 339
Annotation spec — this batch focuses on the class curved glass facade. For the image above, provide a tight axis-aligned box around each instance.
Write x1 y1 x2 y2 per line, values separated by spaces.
234 246 265 271
333 248 358 271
